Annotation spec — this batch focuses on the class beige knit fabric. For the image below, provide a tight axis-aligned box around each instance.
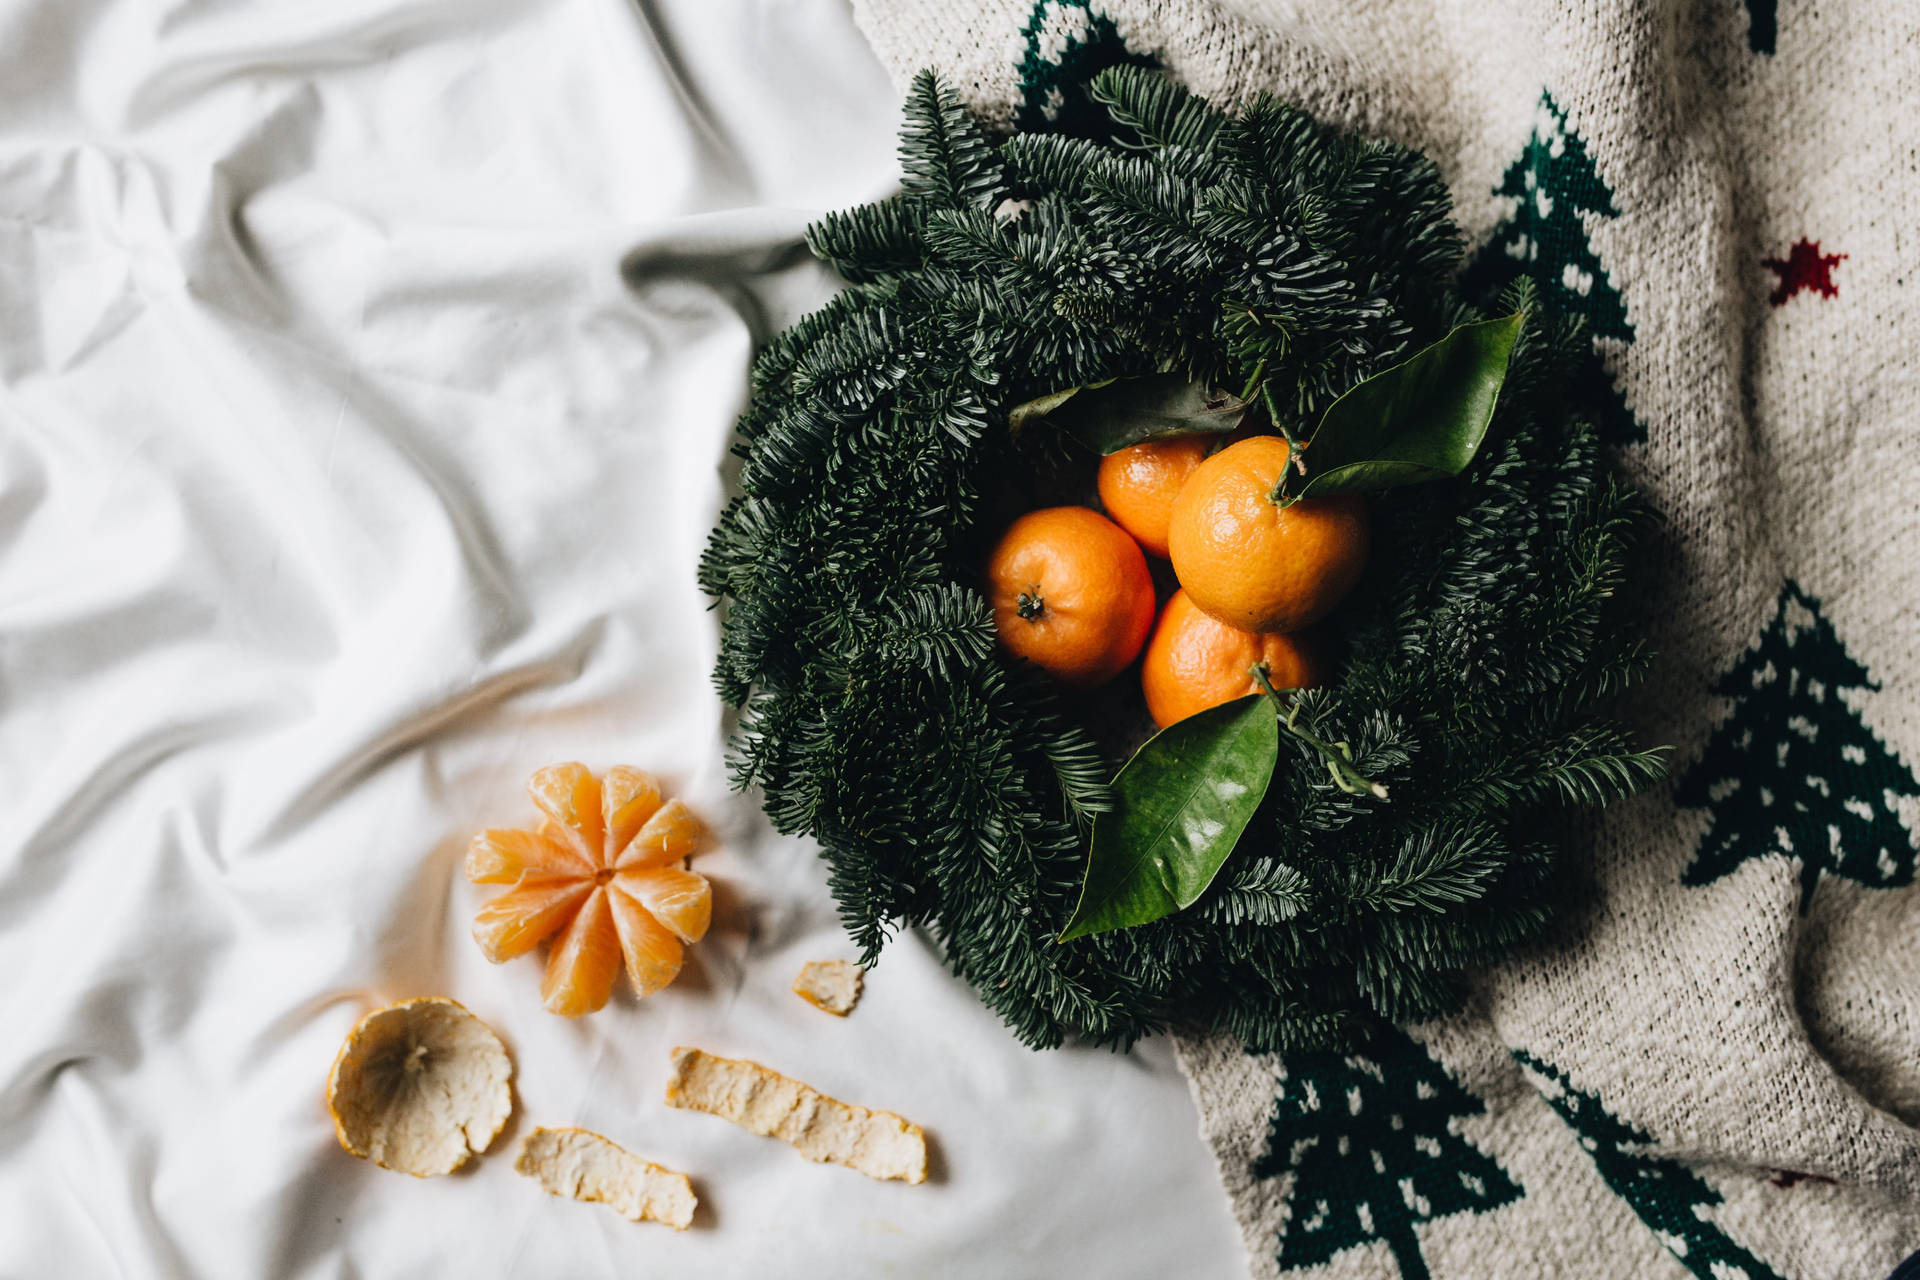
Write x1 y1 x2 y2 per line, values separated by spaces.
851 1 1920 1276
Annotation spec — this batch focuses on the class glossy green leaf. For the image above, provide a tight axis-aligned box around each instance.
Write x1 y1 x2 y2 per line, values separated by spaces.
1012 373 1247 454
1295 311 1524 499
1059 695 1279 941
1007 381 1106 436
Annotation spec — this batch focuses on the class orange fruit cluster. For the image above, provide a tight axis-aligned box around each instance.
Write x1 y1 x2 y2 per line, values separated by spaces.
985 432 1369 727
467 763 709 1017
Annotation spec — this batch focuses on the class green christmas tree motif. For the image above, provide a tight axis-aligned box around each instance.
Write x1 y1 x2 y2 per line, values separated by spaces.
1465 93 1644 445
1747 0 1778 54
1676 581 1920 910
1013 2 1155 138
1252 1027 1522 1279
1515 1051 1786 1280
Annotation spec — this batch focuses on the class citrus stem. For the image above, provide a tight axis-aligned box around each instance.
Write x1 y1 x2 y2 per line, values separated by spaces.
1261 385 1286 440
1250 663 1390 800
1266 437 1306 507
1238 359 1267 404
1016 589 1045 620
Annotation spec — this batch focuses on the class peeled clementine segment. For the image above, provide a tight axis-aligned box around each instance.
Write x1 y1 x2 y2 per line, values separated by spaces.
473 878 592 962
608 887 685 997
601 766 663 864
616 867 712 944
468 765 709 1015
615 799 701 870
541 887 623 1017
528 762 603 863
466 828 592 884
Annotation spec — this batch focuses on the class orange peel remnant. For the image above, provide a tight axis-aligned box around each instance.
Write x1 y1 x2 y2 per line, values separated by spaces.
664 1046 927 1184
326 997 513 1177
514 1126 697 1230
792 959 864 1016
467 763 710 1017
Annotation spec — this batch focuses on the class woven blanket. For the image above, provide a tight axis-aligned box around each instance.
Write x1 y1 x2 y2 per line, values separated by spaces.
851 2 1920 1276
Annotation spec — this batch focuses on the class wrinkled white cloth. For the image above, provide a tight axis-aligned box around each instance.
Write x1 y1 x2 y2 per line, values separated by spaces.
0 2 1244 1275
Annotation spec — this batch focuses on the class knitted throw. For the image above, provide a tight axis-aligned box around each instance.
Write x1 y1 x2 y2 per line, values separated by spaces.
849 2 1920 1277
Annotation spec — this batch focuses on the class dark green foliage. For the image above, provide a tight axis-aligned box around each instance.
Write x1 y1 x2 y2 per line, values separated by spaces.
702 68 1661 1050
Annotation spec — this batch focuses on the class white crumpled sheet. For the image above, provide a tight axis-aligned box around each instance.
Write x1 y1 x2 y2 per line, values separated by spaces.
0 1 1245 1276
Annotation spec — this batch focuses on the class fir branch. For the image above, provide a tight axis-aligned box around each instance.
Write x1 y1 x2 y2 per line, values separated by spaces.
1528 730 1670 807
1350 822 1507 914
898 70 1004 212
999 133 1110 197
806 197 924 282
1088 65 1224 153
1200 858 1313 925
702 65 1658 1053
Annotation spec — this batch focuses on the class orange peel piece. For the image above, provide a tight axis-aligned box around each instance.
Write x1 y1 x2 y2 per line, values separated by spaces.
514 1126 696 1230
792 959 863 1016
664 1047 926 1184
466 764 711 1017
326 997 512 1177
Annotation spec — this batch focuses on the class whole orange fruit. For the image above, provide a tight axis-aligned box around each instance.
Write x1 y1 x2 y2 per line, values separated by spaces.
1167 436 1369 633
1096 436 1211 559
1141 589 1327 727
985 506 1155 687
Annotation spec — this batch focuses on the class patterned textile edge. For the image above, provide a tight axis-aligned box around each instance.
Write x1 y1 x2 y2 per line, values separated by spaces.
851 1 1920 1277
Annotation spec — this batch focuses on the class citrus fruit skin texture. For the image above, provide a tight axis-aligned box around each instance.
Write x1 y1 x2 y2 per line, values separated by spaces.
1096 436 1211 559
1141 589 1326 727
326 997 513 1178
467 763 709 1017
664 1046 929 1183
1167 436 1370 633
515 1126 697 1229
985 505 1156 687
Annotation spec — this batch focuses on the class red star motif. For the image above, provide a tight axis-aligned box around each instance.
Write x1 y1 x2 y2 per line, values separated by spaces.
1763 238 1845 306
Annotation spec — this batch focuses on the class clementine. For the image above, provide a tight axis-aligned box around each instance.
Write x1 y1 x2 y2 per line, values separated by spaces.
1167 436 1369 633
1096 435 1211 558
985 506 1155 687
1141 589 1326 727
467 763 709 1017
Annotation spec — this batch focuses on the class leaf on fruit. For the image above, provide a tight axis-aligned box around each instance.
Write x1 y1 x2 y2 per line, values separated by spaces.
1059 696 1279 941
1007 382 1103 435
1295 312 1524 499
1009 373 1247 453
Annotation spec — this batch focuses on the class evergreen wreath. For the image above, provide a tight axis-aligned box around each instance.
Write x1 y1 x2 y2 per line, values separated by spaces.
700 67 1664 1051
